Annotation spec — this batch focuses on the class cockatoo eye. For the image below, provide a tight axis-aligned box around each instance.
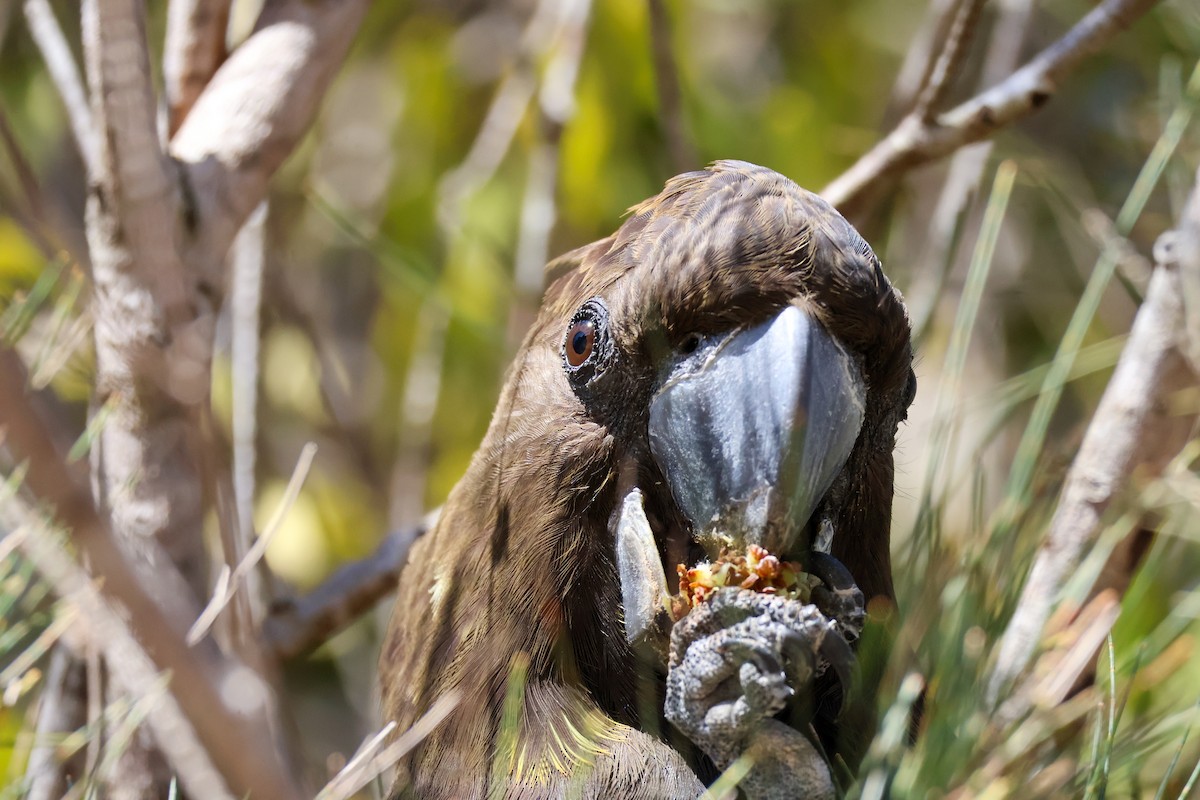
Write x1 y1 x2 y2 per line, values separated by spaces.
566 320 596 367
562 298 613 390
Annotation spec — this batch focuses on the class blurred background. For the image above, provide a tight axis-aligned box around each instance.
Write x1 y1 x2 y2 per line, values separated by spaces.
1 0 1199 795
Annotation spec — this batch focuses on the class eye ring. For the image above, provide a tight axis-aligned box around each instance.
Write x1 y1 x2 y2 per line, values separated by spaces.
562 298 613 388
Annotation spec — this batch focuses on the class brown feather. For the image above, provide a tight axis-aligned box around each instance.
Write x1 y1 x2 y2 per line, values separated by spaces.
380 161 914 798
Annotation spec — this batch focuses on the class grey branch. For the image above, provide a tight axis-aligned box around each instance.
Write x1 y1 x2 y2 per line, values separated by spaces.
264 511 438 660
9 524 237 800
0 349 303 800
23 0 97 178
910 0 986 122
171 0 370 282
84 0 190 318
23 647 86 800
885 0 957 122
987 168 1200 715
164 0 232 136
823 0 1163 217
437 0 566 233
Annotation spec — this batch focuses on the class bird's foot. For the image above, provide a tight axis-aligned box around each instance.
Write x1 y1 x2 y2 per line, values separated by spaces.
664 561 864 800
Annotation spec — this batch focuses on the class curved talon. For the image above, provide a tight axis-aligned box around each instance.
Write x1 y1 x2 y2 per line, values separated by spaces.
808 552 866 643
816 625 856 704
807 552 856 590
718 636 785 679
777 624 853 698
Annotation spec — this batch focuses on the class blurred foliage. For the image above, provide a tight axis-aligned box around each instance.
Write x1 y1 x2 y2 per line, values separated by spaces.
1 0 1200 795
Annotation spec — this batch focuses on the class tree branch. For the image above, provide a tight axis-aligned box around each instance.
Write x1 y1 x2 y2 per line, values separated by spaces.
164 0 232 137
883 0 957 123
906 0 1035 341
823 0 1163 217
910 0 986 122
987 167 1200 715
24 646 86 800
23 0 98 179
0 348 303 800
171 0 370 282
84 0 189 317
264 512 436 660
7 525 238 800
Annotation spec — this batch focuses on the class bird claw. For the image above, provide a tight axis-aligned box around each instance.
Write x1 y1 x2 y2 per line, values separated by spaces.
664 555 864 798
808 551 866 644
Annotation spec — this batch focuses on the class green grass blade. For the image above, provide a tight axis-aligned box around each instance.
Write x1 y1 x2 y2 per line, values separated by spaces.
913 160 1017 548
997 57 1200 533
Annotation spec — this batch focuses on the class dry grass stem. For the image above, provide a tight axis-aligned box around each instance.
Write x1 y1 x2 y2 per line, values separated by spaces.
989 167 1200 715
188 441 317 645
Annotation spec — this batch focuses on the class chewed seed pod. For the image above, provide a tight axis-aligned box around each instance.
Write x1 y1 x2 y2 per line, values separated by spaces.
671 544 819 620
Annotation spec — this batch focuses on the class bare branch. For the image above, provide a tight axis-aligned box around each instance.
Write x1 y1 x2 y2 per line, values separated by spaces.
987 168 1200 714
229 201 268 624
84 0 189 317
23 0 98 178
164 0 232 136
437 0 562 232
0 349 303 800
171 0 370 280
5 525 237 800
911 0 986 122
647 0 696 173
24 647 86 800
823 0 1163 217
264 511 437 660
907 0 1035 340
884 0 957 122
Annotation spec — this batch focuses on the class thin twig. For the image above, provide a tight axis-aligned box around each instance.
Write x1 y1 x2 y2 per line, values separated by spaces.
883 0 958 123
399 0 571 521
823 0 1163 218
911 0 987 122
988 167 1200 715
437 0 563 232
164 0 232 136
317 722 396 800
263 510 438 660
188 442 317 645
22 0 97 179
907 0 1036 341
229 200 268 627
171 0 371 281
23 645 86 800
315 692 461 800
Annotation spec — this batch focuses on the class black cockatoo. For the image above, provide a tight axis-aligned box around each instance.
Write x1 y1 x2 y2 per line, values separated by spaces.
380 161 915 799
